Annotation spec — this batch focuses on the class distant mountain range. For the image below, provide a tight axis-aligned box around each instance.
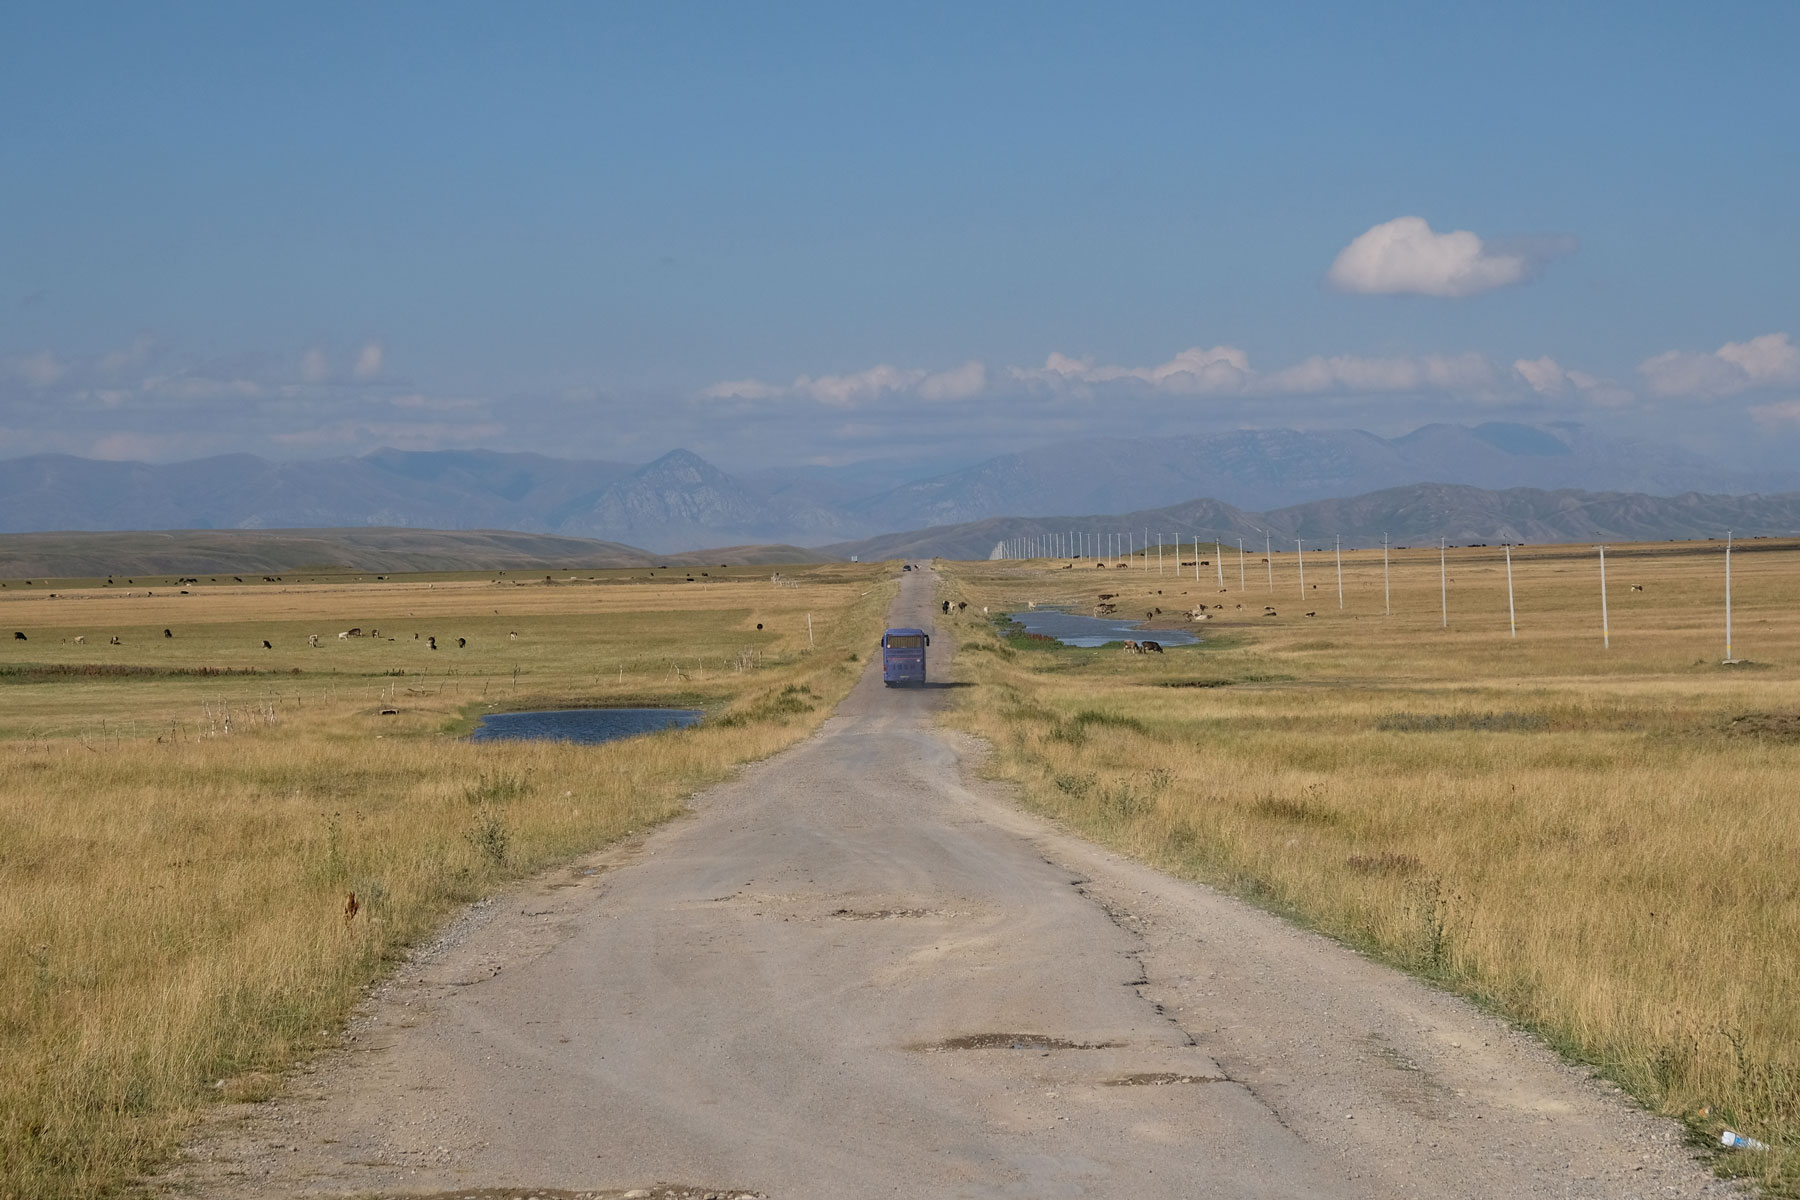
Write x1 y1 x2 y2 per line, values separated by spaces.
826 484 1800 562
2 422 1795 552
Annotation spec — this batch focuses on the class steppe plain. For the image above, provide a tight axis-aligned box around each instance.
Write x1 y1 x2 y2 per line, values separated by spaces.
1 542 1794 1197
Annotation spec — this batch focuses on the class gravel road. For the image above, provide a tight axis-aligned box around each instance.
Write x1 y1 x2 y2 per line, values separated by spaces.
164 567 1732 1199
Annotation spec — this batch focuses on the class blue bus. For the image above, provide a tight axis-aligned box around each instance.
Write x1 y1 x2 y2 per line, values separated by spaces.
881 627 929 686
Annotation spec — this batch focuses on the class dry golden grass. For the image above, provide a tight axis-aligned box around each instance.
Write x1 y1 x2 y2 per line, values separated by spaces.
941 540 1800 1192
0 563 894 1199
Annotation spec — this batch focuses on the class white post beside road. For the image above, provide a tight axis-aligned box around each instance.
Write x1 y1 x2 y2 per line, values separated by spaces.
1505 545 1516 638
1216 542 1225 588
1297 539 1305 599
1599 545 1611 650
1725 531 1736 663
1439 538 1447 629
1335 535 1343 609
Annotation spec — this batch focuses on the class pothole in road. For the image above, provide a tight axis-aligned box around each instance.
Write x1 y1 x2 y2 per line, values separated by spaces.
915 1033 1121 1052
1103 1072 1225 1086
393 1187 764 1200
830 906 935 920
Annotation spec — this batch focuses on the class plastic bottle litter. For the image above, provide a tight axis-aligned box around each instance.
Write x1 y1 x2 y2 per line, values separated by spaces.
1720 1130 1769 1151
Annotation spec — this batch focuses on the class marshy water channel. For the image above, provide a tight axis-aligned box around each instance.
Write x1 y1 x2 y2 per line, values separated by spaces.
470 707 703 745
1006 608 1198 649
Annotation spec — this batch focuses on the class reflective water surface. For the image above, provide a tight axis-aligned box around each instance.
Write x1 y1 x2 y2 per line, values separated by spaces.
1006 609 1198 649
470 707 703 745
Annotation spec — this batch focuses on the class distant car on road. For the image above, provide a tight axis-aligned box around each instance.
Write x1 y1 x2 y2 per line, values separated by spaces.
881 627 929 686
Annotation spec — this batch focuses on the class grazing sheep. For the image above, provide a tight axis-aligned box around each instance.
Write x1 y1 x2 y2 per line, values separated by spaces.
508 631 518 640
308 634 319 648
1305 611 1317 617
11 631 23 641
1629 584 1644 592
73 636 84 645
347 627 362 637
338 631 350 640
110 636 120 645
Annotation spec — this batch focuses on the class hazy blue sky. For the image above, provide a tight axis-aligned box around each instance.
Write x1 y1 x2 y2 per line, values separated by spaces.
3 2 1796 469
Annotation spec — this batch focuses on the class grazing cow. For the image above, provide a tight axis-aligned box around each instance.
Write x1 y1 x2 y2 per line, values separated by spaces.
262 640 272 649
1095 562 1106 568
11 632 23 640
347 627 362 637
428 636 437 650
958 601 967 611
1141 640 1163 653
308 634 319 648
1122 640 1142 654
1305 611 1316 617
163 629 172 638
457 637 466 648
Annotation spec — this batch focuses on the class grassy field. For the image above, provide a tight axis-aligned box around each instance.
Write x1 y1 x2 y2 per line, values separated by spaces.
0 561 895 1199
939 539 1800 1193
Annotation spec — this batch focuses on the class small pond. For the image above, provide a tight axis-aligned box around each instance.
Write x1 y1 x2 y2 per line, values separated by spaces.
1006 609 1198 649
470 707 703 745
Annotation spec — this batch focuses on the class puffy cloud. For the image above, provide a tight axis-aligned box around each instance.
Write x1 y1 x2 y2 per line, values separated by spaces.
352 340 385 380
794 364 925 407
98 335 156 375
1262 352 1496 394
14 351 65 387
1512 356 1634 407
1326 216 1567 297
1639 332 1800 398
703 361 986 408
917 361 987 401
1750 400 1800 428
1011 346 1253 393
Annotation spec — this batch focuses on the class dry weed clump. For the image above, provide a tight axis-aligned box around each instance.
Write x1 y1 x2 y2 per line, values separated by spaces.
941 543 1800 1192
0 563 893 1199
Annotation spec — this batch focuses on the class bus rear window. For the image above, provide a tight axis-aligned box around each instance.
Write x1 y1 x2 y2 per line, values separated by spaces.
885 635 924 649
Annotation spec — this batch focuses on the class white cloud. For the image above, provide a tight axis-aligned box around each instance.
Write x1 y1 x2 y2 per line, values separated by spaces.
1512 356 1634 407
1327 216 1545 298
1011 346 1253 393
702 361 987 408
352 341 384 380
1750 399 1800 428
1640 332 1800 398
98 335 155 375
15 351 65 387
300 347 330 383
917 361 987 401
794 364 925 407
